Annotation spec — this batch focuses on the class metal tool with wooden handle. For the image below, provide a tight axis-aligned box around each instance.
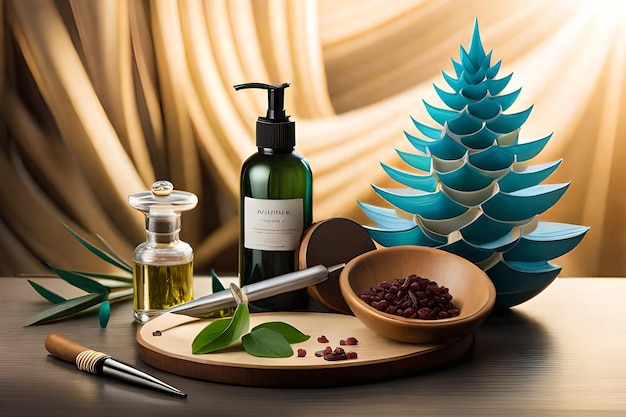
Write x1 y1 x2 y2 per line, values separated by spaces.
45 333 186 397
163 263 345 317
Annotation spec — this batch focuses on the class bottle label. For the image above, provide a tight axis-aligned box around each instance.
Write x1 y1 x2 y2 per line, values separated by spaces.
244 197 304 251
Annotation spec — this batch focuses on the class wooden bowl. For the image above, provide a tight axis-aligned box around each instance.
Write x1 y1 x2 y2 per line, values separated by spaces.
339 246 496 343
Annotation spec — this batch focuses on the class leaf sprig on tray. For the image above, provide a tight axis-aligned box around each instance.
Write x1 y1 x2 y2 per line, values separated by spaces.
192 284 310 358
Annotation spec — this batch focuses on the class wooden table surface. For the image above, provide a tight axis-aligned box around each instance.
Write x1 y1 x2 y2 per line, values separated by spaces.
1 276 625 417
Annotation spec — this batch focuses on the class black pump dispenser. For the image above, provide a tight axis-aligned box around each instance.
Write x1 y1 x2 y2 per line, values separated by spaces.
234 82 295 150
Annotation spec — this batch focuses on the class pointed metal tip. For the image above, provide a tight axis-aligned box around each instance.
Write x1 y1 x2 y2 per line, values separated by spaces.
155 377 187 397
159 383 187 397
328 263 346 274
102 358 188 398
171 389 188 398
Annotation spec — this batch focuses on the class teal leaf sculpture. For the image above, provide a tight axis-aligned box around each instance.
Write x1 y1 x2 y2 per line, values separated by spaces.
359 19 589 309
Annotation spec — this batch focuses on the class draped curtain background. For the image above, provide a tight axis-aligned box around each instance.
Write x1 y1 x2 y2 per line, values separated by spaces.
1 0 625 278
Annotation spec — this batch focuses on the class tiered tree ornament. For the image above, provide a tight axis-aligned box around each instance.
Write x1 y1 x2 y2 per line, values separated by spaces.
358 20 589 309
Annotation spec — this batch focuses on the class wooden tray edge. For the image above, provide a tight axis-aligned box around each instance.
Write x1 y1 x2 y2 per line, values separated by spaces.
136 333 474 388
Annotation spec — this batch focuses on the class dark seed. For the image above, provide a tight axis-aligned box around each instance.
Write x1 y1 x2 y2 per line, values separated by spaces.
315 346 333 357
323 346 349 361
324 353 347 361
417 307 432 319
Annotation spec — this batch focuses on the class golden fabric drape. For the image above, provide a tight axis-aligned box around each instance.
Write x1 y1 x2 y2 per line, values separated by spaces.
1 0 625 278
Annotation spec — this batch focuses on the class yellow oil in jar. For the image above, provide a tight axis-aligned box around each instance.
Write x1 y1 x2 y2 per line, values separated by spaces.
133 260 194 322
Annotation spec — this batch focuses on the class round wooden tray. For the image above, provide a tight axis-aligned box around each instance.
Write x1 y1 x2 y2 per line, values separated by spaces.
137 312 474 387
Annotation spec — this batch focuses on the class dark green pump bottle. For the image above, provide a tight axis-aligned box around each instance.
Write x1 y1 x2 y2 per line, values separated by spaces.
234 82 313 311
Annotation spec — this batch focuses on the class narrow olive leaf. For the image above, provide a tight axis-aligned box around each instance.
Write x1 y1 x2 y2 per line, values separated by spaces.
62 223 132 273
27 280 67 304
242 327 293 358
192 303 250 354
24 292 107 326
98 301 111 328
76 271 133 284
211 268 226 292
93 233 132 270
251 322 310 344
48 266 109 294
108 287 133 302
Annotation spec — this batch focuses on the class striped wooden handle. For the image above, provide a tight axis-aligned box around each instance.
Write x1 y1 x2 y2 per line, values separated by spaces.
45 333 88 363
45 333 108 374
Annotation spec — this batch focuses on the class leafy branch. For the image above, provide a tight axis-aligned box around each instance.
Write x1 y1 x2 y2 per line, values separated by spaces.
23 224 133 327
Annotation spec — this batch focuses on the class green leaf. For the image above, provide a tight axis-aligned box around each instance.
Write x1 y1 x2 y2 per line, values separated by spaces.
75 271 133 284
108 287 133 301
27 280 67 304
191 317 231 349
48 266 109 294
192 303 250 354
62 223 132 273
24 292 107 326
242 327 294 358
93 233 132 270
251 322 310 344
211 269 226 292
98 301 111 328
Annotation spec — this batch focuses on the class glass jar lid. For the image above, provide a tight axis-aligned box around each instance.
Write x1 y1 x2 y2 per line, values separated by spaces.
128 180 198 214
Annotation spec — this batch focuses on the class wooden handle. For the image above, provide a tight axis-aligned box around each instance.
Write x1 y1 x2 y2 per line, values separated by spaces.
45 333 89 364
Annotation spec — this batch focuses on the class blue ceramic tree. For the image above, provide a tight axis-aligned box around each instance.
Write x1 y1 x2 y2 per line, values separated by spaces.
359 20 589 308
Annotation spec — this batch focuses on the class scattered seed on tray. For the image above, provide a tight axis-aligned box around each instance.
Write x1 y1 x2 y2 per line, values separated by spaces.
315 346 333 357
339 337 358 345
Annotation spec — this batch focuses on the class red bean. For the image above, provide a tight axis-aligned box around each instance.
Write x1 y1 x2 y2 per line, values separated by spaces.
345 337 358 345
385 305 396 315
400 276 412 290
448 308 460 317
417 307 431 319
339 337 359 346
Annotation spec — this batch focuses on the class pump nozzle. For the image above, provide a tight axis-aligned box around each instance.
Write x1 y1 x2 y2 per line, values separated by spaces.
233 82 290 122
234 81 295 149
